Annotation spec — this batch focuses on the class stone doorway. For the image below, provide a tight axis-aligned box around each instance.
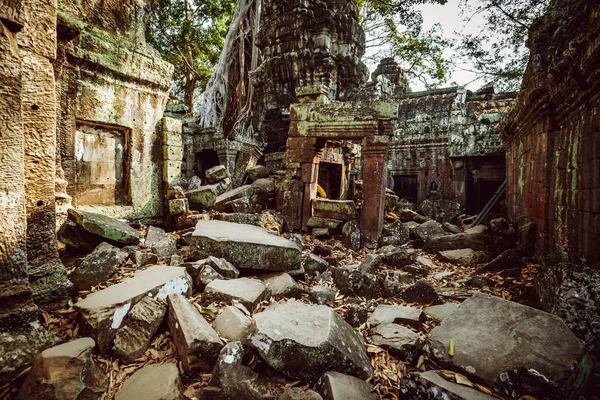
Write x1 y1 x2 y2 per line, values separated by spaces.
318 162 343 200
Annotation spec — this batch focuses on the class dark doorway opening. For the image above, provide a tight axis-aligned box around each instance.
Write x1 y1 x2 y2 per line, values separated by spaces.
318 162 343 199
195 150 220 177
465 156 506 215
393 174 418 203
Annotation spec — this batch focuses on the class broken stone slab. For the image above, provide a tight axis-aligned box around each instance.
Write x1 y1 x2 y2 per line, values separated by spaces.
358 254 382 274
312 199 357 221
401 264 431 276
168 293 224 374
489 217 515 237
345 305 369 328
70 242 128 291
380 220 410 246
252 178 276 205
260 272 303 299
478 249 526 273
414 220 447 242
74 266 192 352
309 286 337 305
132 250 159 268
400 209 430 224
250 302 373 382
401 280 441 304
316 371 377 400
401 370 498 400
433 271 455 281
213 305 254 344
426 293 590 399
187 185 220 210
308 217 345 230
312 228 330 238
202 278 270 311
113 297 166 364
465 224 487 234
169 198 189 216
423 303 459 321
17 338 107 400
304 254 329 276
189 220 302 272
151 234 178 259
205 165 229 184
280 388 323 400
145 226 166 248
371 323 420 362
442 222 462 234
438 249 490 266
368 304 424 329
114 363 183 400
423 233 488 253
342 221 361 251
215 341 284 400
381 246 417 267
58 209 142 251
226 196 264 213
214 185 256 212
194 265 224 292
213 212 285 229
205 256 240 279
330 266 382 299
246 165 270 182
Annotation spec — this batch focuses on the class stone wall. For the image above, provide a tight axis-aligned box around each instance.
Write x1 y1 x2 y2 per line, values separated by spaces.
502 0 600 265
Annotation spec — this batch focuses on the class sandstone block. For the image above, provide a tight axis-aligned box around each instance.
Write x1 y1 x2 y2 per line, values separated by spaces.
213 306 254 343
70 242 128 291
312 199 357 221
202 278 270 311
115 363 183 400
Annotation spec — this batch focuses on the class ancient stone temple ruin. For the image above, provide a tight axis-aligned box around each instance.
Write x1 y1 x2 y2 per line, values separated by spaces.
0 0 598 398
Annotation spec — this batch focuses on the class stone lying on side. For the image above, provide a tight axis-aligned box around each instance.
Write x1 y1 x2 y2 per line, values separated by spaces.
70 242 128 291
316 371 377 400
202 278 270 311
401 370 498 400
213 305 254 344
115 363 183 400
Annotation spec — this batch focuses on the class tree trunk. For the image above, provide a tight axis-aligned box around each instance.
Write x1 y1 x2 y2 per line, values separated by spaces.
184 74 197 114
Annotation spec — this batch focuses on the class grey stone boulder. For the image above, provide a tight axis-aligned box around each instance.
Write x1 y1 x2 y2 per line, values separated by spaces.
17 338 107 400
345 305 369 328
187 185 220 210
426 293 590 399
250 302 373 382
401 370 498 400
74 266 192 352
438 249 490 266
304 254 329 276
420 199 463 223
189 220 302 271
308 217 345 230
371 323 420 362
368 304 424 329
260 272 303 299
113 297 166 364
115 363 183 400
358 254 382 274
414 220 447 242
70 242 128 291
145 226 166 248
316 371 377 400
401 280 441 304
151 233 178 259
246 165 270 182
310 286 337 305
280 388 323 400
442 222 462 234
489 217 515 237
202 278 270 311
342 221 361 251
168 293 224 374
215 341 284 400
214 185 257 212
206 256 239 279
478 249 525 273
330 266 382 299
380 220 410 246
205 165 229 184
312 199 357 221
213 305 254 344
381 246 417 267
193 264 224 292
131 250 159 268
423 303 459 321
423 233 488 253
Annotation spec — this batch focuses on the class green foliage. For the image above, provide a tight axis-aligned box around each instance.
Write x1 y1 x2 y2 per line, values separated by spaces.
146 0 236 111
454 0 549 91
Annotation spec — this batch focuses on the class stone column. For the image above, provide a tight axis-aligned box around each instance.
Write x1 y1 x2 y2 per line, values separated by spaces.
217 148 238 174
162 117 183 187
360 136 390 246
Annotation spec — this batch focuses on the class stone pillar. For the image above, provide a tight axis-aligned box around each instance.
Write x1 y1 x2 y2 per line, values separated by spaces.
162 117 183 187
231 143 263 187
217 148 237 174
360 136 390 246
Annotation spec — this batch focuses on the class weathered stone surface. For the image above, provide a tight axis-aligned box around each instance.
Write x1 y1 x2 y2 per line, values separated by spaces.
427 293 590 399
310 286 337 305
132 250 159 268
400 209 430 224
206 256 240 279
17 338 107 400
379 220 410 246
465 225 487 234
213 306 254 343
478 249 525 273
113 297 166 364
308 217 345 230
401 370 498 400
187 185 220 210
279 388 323 400
312 199 357 221
202 278 270 311
345 305 369 328
145 226 166 248
168 293 224 374
316 371 377 400
536 263 600 357
190 220 302 271
260 273 302 299
342 221 361 251
169 198 189 215
304 254 329 276
70 242 127 291
215 341 284 400
250 302 373 381
61 209 142 249
312 228 330 238
205 165 229 184
75 266 192 352
194 265 224 292
331 266 382 299
401 280 440 304
214 185 256 212
246 165 270 182
442 222 462 234
423 303 459 321
368 305 424 329
371 323 419 362
489 218 514 237
115 363 183 400
358 254 382 274
438 249 490 266
381 246 417 267
414 221 447 242
420 199 462 224
213 212 285 230
422 233 488 253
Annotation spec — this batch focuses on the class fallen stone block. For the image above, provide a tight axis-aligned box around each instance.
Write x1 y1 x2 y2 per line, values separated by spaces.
401 370 498 400
439 248 490 266
75 266 192 352
115 363 183 400
194 265 224 292
246 165 270 182
213 212 285 230
152 234 178 260
308 217 345 230
380 220 410 246
17 338 107 400
342 221 361 251
478 249 525 273
371 323 420 362
168 198 189 216
280 388 323 400
189 220 302 271
250 302 373 381
312 199 357 221
206 256 239 279
331 266 382 299
423 303 459 321
400 209 430 224
214 185 256 212
358 253 382 274
309 286 337 305
368 304 424 329
316 371 377 400
381 246 417 267
414 220 447 242
426 293 590 399
213 305 254 343
168 293 224 374
187 185 220 210
345 305 369 328
401 280 440 304
312 228 330 238
260 272 302 299
304 254 329 276
205 165 229 184
202 278 270 311
70 242 128 291
113 297 166 364
423 233 488 253
145 226 166 248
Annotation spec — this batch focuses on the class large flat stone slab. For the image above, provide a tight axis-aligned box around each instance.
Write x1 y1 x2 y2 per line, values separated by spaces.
368 305 424 329
426 293 590 399
202 278 270 311
75 266 192 352
115 363 182 400
250 302 373 382
189 220 302 271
